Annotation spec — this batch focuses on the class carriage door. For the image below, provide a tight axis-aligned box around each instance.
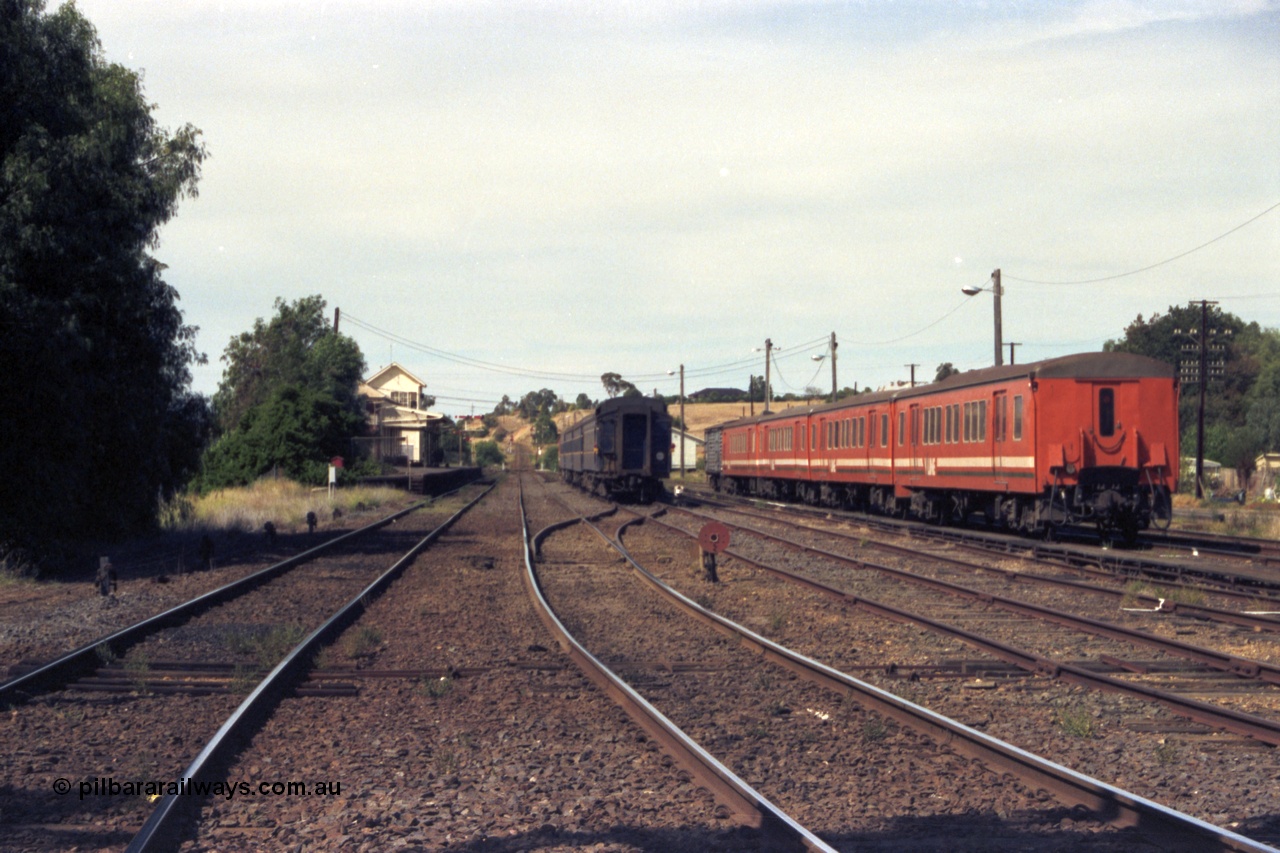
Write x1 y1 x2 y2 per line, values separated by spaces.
622 413 648 471
992 391 1007 484
1092 383 1135 466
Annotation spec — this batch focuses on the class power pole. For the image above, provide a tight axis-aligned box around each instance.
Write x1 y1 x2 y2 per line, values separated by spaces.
1007 342 1021 365
749 375 755 417
764 339 773 414
830 331 838 402
905 363 919 388
992 268 1003 367
333 306 340 334
678 364 685 477
1176 300 1229 499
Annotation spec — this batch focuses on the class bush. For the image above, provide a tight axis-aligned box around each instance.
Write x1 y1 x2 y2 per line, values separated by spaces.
196 383 364 491
473 440 505 468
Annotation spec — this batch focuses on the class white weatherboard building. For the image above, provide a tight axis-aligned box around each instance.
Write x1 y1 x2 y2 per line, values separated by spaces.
358 363 444 465
671 428 704 474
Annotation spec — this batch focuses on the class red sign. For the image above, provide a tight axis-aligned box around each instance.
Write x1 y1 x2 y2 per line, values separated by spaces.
330 456 344 469
698 522 731 554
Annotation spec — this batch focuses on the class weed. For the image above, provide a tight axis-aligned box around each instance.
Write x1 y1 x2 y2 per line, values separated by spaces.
1053 705 1096 738
124 653 152 693
1165 586 1206 607
1120 580 1155 609
433 749 458 774
340 626 382 659
94 643 117 665
768 611 787 632
167 479 410 535
229 663 260 694
1154 739 1178 765
226 624 307 670
419 676 454 698
55 705 86 724
862 717 888 742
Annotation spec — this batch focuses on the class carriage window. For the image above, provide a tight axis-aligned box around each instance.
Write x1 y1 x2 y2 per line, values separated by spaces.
881 414 889 447
898 411 906 446
1013 395 1023 441
994 393 1007 442
1099 388 1115 437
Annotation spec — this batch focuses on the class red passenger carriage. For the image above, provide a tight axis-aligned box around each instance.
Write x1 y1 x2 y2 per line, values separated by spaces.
706 353 1177 539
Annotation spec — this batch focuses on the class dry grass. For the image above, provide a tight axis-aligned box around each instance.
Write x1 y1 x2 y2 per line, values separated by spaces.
166 478 414 535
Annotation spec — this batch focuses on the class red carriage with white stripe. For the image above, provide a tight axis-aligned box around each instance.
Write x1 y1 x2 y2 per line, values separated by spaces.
705 352 1178 540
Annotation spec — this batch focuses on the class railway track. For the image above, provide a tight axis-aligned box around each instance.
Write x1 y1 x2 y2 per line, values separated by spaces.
5 473 1276 850
179 473 773 851
538 478 1274 851
678 484 1280 598
0 484 491 851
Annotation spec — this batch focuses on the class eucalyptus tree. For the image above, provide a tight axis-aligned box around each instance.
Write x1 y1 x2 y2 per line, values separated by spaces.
1 0 208 557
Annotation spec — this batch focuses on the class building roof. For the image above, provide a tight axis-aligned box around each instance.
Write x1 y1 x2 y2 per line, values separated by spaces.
364 361 427 389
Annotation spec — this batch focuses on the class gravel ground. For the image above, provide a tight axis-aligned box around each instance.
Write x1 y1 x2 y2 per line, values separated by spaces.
180 474 767 852
3 474 1277 852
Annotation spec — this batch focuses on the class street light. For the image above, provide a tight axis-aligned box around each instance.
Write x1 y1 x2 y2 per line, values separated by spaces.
962 268 1003 367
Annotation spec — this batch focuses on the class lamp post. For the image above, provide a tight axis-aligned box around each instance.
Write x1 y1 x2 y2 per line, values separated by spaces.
962 268 1003 367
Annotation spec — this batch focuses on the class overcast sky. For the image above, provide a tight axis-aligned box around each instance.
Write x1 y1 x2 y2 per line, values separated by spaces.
74 0 1280 414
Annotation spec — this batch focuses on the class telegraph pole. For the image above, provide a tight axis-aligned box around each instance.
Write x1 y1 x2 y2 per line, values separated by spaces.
1007 342 1021 365
830 331 838 402
905 363 919 387
764 338 773 414
333 306 340 333
1176 300 1229 499
678 364 685 477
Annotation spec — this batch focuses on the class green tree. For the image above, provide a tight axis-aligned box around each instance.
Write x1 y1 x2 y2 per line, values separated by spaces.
197 384 365 489
473 440 504 468
935 363 959 382
574 392 594 409
601 372 638 398
1105 305 1262 455
517 388 562 421
212 295 363 432
531 411 559 446
1 0 209 556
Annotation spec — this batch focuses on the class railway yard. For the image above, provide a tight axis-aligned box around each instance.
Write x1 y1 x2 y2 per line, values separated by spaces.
3 473 1280 851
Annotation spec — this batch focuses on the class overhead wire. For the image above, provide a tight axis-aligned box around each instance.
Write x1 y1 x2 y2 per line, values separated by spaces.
1004 200 1280 285
346 200 1276 403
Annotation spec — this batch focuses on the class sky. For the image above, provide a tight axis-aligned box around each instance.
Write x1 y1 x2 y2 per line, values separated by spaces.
72 0 1280 416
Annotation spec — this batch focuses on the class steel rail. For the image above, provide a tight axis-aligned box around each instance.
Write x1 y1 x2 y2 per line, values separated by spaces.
125 481 496 852
683 485 1280 596
605 514 1277 853
0 493 467 705
521 478 835 852
688 502 1280 638
645 509 1280 747
706 499 1280 630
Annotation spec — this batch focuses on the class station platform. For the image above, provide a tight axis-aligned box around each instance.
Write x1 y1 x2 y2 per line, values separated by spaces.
356 466 483 496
